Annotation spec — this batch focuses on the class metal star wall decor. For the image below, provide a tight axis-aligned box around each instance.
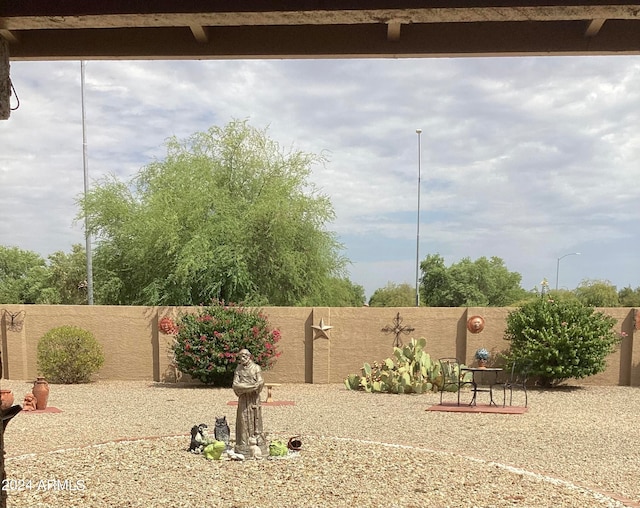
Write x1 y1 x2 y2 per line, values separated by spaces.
312 318 333 339
381 312 415 347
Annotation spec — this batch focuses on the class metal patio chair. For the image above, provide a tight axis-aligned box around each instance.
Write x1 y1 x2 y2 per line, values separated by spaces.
499 362 529 407
438 358 473 406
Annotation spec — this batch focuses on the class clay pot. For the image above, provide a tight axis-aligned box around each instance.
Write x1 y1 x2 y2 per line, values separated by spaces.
32 377 50 410
1 389 15 410
478 359 487 368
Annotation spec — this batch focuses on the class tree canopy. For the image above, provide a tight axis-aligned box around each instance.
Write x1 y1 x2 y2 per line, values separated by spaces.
419 254 527 307
79 120 349 306
618 285 640 307
368 282 415 307
0 246 55 304
0 244 91 304
574 279 619 307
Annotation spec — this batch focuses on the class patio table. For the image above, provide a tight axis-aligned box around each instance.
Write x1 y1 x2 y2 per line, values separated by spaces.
461 367 503 406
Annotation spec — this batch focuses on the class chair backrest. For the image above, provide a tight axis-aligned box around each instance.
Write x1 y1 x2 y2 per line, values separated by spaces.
507 361 530 384
439 358 461 383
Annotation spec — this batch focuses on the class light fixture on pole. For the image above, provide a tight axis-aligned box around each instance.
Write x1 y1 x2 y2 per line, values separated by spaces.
415 128 422 307
81 61 94 305
555 252 580 291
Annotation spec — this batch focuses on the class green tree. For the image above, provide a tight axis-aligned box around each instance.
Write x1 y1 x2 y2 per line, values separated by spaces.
301 277 365 307
47 244 90 304
79 120 347 306
504 297 621 387
420 254 526 307
0 246 57 304
618 286 640 307
368 282 415 307
574 279 619 307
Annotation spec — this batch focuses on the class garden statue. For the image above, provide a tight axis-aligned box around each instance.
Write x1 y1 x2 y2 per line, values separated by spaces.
22 393 38 412
232 349 269 457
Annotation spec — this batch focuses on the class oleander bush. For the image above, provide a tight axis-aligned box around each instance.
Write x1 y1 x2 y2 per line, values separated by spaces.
37 325 105 383
172 300 281 386
504 296 622 387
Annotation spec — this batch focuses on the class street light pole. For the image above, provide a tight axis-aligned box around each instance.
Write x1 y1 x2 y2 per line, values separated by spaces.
555 252 580 291
415 128 422 307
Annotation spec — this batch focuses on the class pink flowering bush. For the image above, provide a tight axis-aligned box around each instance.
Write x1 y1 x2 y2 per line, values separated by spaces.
172 300 281 386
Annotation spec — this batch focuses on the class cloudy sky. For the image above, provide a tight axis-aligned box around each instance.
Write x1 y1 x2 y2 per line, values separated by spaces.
1 56 639 299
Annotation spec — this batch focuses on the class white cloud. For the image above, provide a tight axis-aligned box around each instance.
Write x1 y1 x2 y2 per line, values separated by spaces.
2 56 640 299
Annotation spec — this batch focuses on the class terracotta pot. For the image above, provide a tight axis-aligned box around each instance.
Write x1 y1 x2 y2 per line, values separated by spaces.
1 389 14 410
478 359 487 368
32 377 50 410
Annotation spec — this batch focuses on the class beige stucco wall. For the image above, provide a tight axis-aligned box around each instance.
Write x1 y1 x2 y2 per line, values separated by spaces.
1 305 637 386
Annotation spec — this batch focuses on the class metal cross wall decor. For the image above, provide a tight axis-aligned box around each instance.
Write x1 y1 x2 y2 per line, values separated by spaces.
381 312 415 347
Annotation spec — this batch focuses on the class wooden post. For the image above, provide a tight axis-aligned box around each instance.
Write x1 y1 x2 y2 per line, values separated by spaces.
1 350 5 508
311 308 331 384
0 37 10 120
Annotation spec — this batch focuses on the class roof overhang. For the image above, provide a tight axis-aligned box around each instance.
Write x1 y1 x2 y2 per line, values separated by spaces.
2 1 640 60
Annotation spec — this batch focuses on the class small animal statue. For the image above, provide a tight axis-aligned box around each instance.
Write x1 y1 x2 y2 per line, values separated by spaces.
248 436 262 460
213 416 230 449
189 423 208 454
22 392 38 411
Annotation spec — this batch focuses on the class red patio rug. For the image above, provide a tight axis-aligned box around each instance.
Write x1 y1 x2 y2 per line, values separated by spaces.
227 400 295 406
427 403 527 414
19 407 63 414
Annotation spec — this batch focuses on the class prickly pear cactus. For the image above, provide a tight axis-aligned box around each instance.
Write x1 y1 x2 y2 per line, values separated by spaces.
343 337 441 394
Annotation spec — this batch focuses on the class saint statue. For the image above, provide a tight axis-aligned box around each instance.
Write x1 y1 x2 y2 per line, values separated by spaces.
232 349 269 456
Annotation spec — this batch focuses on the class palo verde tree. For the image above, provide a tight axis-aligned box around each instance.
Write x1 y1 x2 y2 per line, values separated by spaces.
573 279 619 307
79 120 347 306
299 277 366 307
368 282 415 307
47 244 91 305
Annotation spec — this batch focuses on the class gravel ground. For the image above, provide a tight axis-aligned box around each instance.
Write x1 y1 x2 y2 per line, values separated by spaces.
1 380 639 508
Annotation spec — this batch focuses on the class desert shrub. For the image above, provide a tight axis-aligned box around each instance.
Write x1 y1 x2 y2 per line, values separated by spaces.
504 297 622 387
37 325 105 383
172 300 281 386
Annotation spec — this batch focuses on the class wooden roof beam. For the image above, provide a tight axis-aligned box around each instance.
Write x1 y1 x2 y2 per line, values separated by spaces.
189 25 209 42
585 18 606 37
0 29 18 44
387 21 401 41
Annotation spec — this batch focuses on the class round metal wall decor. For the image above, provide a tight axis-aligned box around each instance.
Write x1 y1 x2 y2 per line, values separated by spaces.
467 315 485 334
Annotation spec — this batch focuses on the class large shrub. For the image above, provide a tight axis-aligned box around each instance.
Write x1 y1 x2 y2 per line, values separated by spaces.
504 297 622 387
37 325 105 383
172 300 281 386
